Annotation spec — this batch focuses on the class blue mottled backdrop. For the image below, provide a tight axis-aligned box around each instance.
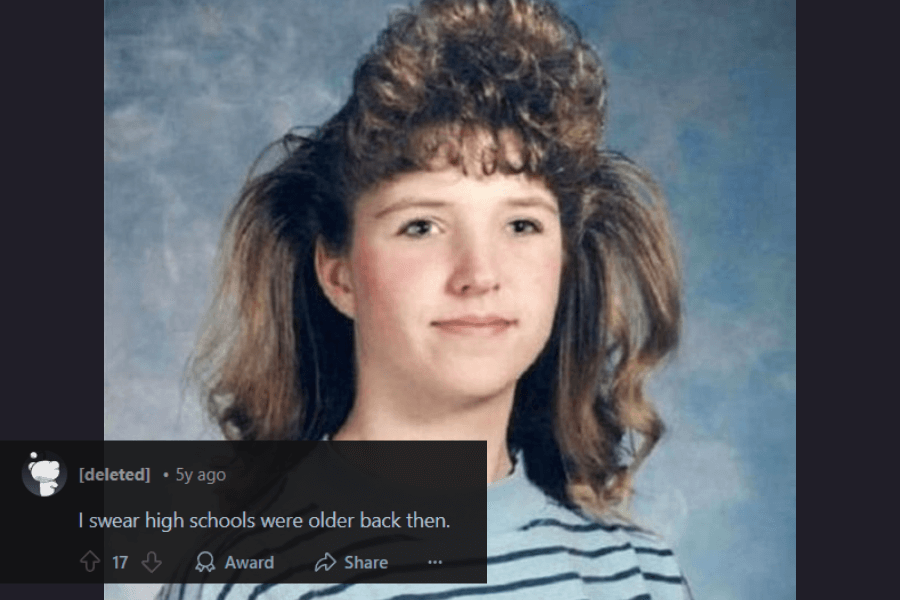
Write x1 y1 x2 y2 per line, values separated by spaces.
104 1 795 598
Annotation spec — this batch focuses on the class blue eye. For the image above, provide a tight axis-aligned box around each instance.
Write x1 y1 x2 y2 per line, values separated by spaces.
509 219 542 234
400 220 434 237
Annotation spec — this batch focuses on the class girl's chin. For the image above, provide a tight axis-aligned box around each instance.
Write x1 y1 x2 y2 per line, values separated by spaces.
425 354 540 394
429 372 521 403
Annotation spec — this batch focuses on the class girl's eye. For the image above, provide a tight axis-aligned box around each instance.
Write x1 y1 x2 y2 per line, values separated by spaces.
399 220 435 238
509 219 542 234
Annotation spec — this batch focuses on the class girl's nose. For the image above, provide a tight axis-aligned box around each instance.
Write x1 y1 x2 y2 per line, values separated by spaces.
447 234 501 296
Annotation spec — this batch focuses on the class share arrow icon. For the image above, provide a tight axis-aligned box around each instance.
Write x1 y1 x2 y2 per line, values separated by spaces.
315 552 336 572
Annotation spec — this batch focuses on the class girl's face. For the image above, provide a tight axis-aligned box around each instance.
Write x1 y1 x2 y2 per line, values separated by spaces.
320 166 563 404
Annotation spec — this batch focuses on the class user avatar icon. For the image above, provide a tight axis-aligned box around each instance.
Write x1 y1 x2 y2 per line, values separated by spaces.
23 451 67 497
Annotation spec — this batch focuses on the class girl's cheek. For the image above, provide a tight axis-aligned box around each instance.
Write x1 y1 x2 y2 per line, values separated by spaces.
520 238 563 284
353 240 419 314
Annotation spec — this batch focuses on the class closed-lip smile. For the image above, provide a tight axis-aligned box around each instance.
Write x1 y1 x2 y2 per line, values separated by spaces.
431 315 517 334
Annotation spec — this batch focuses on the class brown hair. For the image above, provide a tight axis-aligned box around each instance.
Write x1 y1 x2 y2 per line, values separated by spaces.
188 0 681 519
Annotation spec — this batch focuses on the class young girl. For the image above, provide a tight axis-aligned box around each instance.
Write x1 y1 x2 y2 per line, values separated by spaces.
163 0 690 597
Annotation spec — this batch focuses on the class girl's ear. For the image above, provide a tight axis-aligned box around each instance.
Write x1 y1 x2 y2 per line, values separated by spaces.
314 239 356 320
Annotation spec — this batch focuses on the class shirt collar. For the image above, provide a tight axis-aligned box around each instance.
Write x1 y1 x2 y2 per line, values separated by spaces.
321 436 544 534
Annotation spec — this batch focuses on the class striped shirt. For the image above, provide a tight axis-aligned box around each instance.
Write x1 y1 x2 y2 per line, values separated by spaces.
157 449 690 600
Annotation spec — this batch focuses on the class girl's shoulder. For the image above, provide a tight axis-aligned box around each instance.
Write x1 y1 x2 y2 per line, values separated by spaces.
491 477 692 600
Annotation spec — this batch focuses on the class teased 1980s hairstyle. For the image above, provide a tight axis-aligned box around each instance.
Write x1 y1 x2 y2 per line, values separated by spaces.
188 0 681 518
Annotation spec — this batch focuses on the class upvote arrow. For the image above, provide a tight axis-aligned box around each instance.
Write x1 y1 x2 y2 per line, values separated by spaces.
142 551 163 573
80 550 101 572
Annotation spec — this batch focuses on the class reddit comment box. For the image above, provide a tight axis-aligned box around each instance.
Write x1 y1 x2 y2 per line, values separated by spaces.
11 441 486 584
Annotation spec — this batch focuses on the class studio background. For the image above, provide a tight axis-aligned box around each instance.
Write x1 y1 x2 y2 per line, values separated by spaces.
104 1 796 599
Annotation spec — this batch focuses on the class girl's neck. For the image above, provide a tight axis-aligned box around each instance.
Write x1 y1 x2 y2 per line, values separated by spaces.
332 388 516 484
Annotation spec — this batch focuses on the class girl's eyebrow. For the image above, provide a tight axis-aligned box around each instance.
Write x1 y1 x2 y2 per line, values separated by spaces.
374 199 449 219
505 197 559 215
373 196 558 219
